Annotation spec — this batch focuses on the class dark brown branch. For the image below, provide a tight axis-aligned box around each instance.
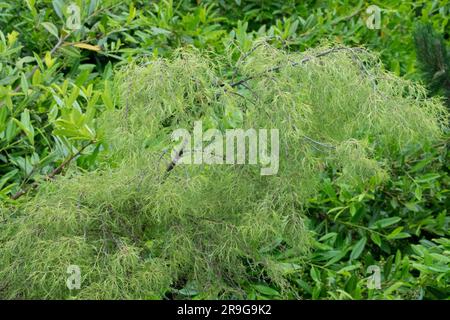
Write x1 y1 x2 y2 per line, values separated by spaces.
166 148 184 173
10 140 94 200
162 138 189 183
166 137 189 173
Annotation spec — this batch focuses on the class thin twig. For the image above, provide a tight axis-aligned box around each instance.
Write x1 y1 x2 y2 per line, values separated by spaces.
302 135 335 149
10 140 94 200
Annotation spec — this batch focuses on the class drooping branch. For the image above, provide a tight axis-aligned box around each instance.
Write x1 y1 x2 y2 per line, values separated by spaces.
145 46 378 179
228 46 369 88
163 48 356 177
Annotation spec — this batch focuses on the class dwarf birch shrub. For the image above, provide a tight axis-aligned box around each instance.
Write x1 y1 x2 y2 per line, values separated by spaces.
0 43 446 299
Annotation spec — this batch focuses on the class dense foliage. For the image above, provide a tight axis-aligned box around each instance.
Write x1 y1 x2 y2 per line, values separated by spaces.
0 0 449 300
1 0 449 197
414 23 450 107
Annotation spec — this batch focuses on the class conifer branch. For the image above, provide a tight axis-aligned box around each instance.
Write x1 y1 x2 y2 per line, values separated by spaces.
413 23 450 107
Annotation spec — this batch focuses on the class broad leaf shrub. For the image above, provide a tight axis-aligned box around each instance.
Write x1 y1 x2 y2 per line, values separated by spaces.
212 0 450 78
292 141 449 299
0 44 446 299
0 0 119 200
